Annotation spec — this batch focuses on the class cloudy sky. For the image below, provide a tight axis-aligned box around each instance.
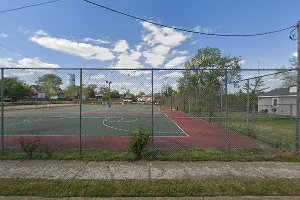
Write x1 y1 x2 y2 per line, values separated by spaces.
0 0 299 93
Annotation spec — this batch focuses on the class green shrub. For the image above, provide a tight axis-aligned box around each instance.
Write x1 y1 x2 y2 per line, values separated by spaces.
129 127 150 160
19 138 40 158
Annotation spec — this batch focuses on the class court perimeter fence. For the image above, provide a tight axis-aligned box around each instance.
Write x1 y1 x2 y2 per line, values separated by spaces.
0 67 299 159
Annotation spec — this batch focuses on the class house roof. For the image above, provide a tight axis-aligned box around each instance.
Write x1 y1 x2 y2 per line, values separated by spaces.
124 94 132 99
30 85 44 93
261 87 297 96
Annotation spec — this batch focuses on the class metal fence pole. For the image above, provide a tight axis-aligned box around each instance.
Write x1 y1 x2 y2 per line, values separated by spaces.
1 68 4 157
297 67 300 154
225 70 231 159
151 69 154 159
79 68 83 157
170 95 173 112
246 79 250 133
297 20 300 155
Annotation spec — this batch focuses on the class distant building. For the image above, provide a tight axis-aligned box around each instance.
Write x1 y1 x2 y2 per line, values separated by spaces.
258 86 297 117
123 94 133 102
30 85 46 99
30 85 64 100
68 74 75 86
137 95 154 103
50 88 64 100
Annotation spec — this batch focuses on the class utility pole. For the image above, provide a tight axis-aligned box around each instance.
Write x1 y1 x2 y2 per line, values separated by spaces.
106 80 112 106
297 21 300 155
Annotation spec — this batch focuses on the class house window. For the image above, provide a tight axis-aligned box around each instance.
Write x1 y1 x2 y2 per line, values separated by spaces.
272 98 278 107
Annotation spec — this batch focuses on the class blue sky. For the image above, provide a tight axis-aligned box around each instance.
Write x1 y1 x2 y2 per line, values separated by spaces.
0 0 299 93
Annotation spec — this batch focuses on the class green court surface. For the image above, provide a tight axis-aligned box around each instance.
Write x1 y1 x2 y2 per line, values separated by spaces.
3 104 187 137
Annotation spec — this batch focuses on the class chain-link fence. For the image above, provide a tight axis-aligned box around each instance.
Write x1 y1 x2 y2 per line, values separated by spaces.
0 67 299 159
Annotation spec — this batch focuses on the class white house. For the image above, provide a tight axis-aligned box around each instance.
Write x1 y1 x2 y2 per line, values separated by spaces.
257 86 297 117
137 95 153 103
30 85 46 99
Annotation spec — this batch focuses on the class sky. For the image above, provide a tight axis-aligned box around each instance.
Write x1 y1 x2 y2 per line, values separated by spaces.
0 0 299 93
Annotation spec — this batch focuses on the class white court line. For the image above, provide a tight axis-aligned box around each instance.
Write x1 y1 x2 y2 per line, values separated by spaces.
5 115 189 138
118 118 123 122
102 116 189 137
163 113 189 137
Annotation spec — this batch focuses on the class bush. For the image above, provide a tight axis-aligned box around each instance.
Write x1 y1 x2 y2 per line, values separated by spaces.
129 127 150 160
19 138 40 158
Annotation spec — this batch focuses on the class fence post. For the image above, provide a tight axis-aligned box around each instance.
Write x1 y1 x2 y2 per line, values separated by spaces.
170 95 173 112
246 79 250 133
79 68 83 157
297 66 300 155
290 104 293 120
151 69 154 159
1 68 4 157
225 69 230 159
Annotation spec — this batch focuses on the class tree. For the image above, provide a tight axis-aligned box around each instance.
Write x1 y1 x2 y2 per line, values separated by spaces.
278 56 297 87
164 85 174 97
178 47 242 119
137 91 145 97
36 74 62 99
244 77 269 96
64 85 79 100
242 77 269 111
83 84 97 99
0 77 28 101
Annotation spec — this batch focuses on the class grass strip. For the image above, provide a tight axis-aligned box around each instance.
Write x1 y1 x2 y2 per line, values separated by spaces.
0 178 300 197
1 148 300 162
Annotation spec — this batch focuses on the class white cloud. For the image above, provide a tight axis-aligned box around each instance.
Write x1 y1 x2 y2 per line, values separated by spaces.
115 50 149 76
30 31 115 61
165 56 189 68
17 57 60 68
8 71 35 78
0 33 8 38
171 50 189 55
0 58 14 67
193 26 201 32
0 57 60 69
83 38 110 44
135 45 142 51
162 72 182 78
113 40 129 53
89 73 106 80
190 40 198 45
140 21 190 68
292 52 298 57
35 30 48 36
0 57 61 84
239 59 246 66
143 45 172 67
141 21 189 47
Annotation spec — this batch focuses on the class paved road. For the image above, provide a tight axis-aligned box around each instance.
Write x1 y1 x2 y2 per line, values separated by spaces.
0 161 299 179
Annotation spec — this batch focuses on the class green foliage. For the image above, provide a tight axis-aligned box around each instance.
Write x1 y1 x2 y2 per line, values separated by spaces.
0 77 29 101
277 56 297 87
137 91 145 97
129 127 150 159
19 138 40 158
162 85 174 97
36 74 62 99
64 85 79 100
177 47 242 119
83 84 97 99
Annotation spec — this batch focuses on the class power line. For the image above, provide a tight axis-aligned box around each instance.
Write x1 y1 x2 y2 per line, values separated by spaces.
83 0 297 37
0 43 28 58
0 0 61 14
